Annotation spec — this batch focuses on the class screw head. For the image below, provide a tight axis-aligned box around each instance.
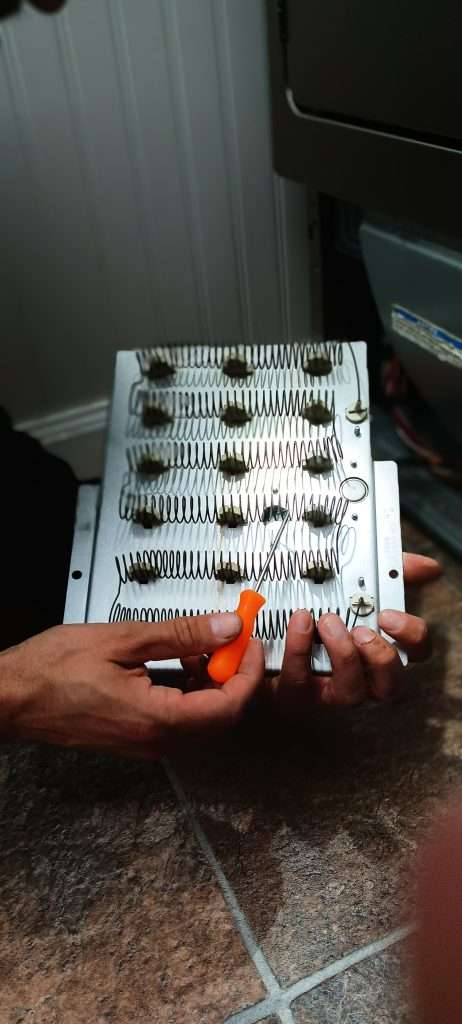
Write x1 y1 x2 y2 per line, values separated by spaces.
350 594 375 617
346 401 368 424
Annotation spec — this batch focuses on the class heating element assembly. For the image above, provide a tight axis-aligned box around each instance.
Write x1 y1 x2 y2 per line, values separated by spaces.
65 342 406 674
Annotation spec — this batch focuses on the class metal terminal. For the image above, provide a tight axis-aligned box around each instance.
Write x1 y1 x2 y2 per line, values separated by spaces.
214 560 243 584
303 355 333 377
346 399 368 424
216 505 246 528
222 355 253 379
145 356 175 381
350 594 375 616
262 504 288 523
302 503 333 528
302 400 333 425
136 454 168 476
301 563 334 584
302 454 333 475
133 506 164 529
142 403 173 428
128 560 158 584
220 403 253 426
218 455 248 476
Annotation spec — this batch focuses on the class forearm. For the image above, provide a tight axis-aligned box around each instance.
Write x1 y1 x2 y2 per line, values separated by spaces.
0 643 35 740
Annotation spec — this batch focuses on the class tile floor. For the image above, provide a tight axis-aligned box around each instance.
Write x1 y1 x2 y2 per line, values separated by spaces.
0 519 461 1023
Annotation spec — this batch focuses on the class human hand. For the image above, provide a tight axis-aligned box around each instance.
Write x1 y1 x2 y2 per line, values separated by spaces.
0 614 264 759
270 552 441 717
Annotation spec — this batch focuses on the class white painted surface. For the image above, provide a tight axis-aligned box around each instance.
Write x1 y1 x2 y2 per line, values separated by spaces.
1 0 310 473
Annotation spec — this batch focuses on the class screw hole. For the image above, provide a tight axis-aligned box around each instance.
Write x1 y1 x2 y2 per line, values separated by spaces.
351 461 357 468
72 570 82 580
352 514 358 521
389 569 399 579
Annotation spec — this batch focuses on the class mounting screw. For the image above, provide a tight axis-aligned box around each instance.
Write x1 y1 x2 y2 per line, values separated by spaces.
346 400 368 424
350 594 375 617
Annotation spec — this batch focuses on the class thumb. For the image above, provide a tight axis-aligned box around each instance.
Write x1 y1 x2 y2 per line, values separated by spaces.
107 612 242 665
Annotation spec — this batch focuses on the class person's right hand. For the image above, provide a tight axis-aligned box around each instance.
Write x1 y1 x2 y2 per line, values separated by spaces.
0 614 264 760
269 551 441 717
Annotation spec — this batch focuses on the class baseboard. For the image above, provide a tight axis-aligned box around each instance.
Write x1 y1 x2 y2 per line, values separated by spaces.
16 398 109 480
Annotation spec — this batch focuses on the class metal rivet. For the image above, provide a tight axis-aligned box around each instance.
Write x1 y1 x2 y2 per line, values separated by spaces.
346 400 368 424
350 594 375 616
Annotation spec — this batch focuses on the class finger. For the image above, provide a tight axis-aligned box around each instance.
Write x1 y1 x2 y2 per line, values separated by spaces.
403 552 442 586
161 638 265 740
351 627 405 700
105 612 242 665
271 610 315 714
279 610 314 687
317 615 367 706
378 610 431 662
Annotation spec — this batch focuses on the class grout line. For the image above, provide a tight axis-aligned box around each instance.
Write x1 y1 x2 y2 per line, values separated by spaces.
279 1007 297 1024
284 924 413 1005
224 927 413 1024
224 998 278 1024
166 766 412 1024
224 995 296 1024
164 763 281 998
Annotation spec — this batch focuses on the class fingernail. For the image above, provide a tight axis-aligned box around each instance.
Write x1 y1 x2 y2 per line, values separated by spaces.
291 609 312 632
210 612 242 639
352 626 376 645
320 614 346 639
379 610 406 632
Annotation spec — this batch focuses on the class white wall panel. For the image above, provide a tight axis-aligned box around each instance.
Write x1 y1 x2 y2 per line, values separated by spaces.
0 0 310 426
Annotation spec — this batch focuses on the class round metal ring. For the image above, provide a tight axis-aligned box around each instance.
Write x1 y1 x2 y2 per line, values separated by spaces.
340 476 369 503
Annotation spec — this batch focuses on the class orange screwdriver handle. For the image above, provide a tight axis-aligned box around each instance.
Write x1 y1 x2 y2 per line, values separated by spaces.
207 589 266 685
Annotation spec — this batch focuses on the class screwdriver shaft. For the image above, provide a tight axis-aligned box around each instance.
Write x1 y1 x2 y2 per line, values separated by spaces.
254 509 289 591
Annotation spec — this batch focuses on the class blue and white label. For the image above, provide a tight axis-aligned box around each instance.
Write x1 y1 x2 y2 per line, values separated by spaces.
391 304 462 369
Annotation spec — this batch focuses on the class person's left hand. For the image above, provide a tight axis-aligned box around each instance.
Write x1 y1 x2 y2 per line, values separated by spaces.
269 552 441 718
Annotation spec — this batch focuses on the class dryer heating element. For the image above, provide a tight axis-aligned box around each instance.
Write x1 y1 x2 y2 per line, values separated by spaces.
65 342 406 675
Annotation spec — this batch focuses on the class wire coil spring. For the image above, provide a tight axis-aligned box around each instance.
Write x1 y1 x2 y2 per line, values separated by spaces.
119 491 348 527
109 603 352 637
130 387 336 421
115 546 340 585
136 341 342 374
127 437 343 474
126 413 331 444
